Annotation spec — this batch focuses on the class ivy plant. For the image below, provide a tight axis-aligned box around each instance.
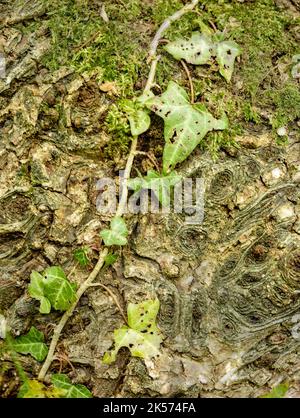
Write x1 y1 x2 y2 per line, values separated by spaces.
51 374 92 398
11 327 48 362
128 170 182 206
103 299 162 364
260 383 289 399
29 266 77 314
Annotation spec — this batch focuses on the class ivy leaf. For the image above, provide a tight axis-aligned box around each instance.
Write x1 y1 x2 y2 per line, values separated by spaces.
73 247 90 267
216 40 241 82
12 327 48 362
51 374 92 398
164 32 240 82
18 380 48 398
18 380 64 398
29 267 77 313
43 266 77 311
146 81 227 172
104 252 118 268
128 170 181 206
28 271 51 314
122 96 152 136
102 298 162 365
164 32 214 65
100 216 128 246
261 383 289 399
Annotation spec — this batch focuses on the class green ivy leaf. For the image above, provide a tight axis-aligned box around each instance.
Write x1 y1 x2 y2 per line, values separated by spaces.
18 380 48 398
261 383 289 398
164 32 214 65
292 54 300 79
128 170 181 206
146 81 227 172
28 271 51 314
128 109 151 136
73 247 90 267
29 267 77 313
104 253 118 268
18 380 64 398
43 266 77 311
100 216 128 246
51 374 92 398
12 327 48 362
216 40 241 82
102 298 162 365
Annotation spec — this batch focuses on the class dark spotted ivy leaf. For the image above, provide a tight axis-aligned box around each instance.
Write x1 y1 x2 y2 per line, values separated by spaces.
29 266 77 313
12 327 48 362
102 299 162 364
145 81 227 172
164 32 241 82
216 40 241 82
127 170 181 206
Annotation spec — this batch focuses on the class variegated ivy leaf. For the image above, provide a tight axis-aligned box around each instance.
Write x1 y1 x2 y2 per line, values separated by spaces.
28 271 51 314
216 40 241 82
127 170 181 206
145 81 227 172
164 32 214 65
29 267 77 313
164 32 241 82
292 54 300 79
102 299 162 365
51 374 92 398
100 216 128 246
73 247 90 267
11 326 48 362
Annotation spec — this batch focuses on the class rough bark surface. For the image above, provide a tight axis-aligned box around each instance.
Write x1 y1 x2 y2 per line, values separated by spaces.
0 0 299 398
